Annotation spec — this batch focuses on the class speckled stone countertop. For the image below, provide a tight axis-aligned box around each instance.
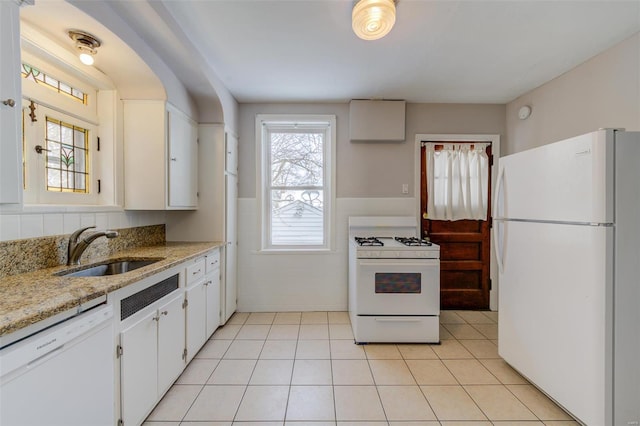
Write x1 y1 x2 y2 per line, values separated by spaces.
0 241 223 338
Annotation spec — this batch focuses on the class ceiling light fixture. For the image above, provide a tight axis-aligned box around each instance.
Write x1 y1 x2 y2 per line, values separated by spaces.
352 0 396 41
68 30 101 66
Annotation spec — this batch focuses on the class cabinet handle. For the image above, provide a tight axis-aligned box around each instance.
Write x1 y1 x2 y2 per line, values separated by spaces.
192 269 201 275
160 310 168 316
2 99 16 107
170 157 177 161
152 315 160 322
204 280 212 286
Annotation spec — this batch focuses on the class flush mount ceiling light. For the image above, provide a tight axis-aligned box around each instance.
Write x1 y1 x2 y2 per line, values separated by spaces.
68 30 101 66
352 0 396 41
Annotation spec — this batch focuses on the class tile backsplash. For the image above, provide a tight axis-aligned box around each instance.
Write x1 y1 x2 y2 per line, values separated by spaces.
0 210 166 242
0 222 166 278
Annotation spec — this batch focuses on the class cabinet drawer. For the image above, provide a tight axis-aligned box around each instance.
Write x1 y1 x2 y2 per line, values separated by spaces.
205 250 221 274
186 259 206 286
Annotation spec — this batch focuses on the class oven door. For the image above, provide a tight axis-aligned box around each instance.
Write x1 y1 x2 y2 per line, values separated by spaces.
355 258 440 315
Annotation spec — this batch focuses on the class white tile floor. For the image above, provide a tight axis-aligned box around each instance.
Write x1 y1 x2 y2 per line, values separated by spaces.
143 311 578 426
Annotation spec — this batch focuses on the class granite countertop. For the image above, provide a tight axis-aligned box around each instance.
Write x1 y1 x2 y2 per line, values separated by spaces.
0 241 223 338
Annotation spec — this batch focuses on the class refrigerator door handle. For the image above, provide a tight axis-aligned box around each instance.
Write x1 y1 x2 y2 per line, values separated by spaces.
494 219 505 274
493 164 506 273
493 163 505 219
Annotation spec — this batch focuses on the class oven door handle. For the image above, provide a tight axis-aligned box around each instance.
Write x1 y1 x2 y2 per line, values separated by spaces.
357 260 440 267
374 317 424 323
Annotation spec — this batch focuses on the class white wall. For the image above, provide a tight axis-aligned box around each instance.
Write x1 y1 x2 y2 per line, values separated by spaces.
236 102 505 311
237 197 416 312
506 32 640 155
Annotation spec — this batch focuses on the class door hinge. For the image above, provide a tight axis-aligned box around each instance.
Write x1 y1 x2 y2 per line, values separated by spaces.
97 179 101 194
488 217 493 228
182 348 187 360
97 136 101 152
489 279 492 291
182 299 188 309
489 154 494 167
116 345 123 358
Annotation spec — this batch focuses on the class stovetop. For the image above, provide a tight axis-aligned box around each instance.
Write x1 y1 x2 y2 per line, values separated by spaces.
354 236 433 248
351 236 440 259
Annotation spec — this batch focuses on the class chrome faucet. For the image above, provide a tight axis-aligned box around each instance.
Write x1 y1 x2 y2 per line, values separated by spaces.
67 226 119 266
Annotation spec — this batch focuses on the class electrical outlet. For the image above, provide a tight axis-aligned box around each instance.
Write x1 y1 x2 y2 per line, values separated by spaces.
402 184 409 194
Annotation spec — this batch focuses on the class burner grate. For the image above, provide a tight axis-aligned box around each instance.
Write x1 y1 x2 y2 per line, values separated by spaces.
355 237 384 246
395 236 432 246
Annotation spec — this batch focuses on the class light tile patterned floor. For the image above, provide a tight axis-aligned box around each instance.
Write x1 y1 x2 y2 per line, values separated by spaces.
143 311 579 426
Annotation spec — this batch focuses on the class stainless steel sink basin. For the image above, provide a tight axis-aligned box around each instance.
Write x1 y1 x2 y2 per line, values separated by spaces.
56 258 164 277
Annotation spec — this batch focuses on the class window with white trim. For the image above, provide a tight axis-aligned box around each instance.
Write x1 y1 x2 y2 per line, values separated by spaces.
257 114 336 250
21 54 103 205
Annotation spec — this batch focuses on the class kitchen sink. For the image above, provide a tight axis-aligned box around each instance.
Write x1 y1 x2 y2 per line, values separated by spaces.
56 258 164 277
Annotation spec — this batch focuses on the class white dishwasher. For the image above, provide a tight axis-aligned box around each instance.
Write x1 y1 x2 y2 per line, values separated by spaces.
0 304 115 426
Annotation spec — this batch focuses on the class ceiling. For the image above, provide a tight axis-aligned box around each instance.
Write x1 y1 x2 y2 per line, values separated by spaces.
21 1 640 106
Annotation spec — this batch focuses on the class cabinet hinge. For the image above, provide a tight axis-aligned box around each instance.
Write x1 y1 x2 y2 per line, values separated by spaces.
116 345 123 358
182 299 188 309
182 348 187 360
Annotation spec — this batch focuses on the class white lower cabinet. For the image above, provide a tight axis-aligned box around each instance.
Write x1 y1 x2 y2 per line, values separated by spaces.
117 252 222 426
119 290 185 426
185 250 221 362
185 280 207 363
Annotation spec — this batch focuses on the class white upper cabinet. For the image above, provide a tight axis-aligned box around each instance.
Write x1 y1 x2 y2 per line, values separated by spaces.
123 100 197 210
0 1 22 204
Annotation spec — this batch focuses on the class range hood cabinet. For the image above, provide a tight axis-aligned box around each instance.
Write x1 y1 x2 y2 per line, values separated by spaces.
349 100 406 142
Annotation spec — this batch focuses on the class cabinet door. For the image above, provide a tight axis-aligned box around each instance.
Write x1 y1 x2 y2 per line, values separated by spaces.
225 131 238 175
224 173 238 322
168 106 198 208
120 310 159 426
205 271 221 338
185 281 207 363
0 1 22 204
157 293 186 394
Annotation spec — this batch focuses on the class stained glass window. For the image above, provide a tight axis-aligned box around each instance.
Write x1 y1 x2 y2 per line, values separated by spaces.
45 117 89 193
21 63 87 104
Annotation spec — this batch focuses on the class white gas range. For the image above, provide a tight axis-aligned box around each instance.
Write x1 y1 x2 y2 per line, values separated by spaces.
348 216 440 344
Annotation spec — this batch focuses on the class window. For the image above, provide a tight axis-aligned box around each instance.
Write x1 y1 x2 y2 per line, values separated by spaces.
22 105 97 205
21 63 87 104
257 114 336 250
20 53 103 206
44 117 89 193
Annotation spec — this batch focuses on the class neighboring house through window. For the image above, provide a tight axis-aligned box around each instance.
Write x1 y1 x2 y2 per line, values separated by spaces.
257 114 336 250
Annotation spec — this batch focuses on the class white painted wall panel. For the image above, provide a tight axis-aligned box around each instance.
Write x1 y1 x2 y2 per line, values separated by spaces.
237 197 416 312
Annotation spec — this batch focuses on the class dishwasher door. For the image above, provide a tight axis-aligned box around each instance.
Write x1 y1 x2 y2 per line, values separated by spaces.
0 305 115 426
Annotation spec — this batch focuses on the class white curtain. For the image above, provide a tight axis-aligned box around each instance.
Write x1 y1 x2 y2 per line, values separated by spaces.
425 143 489 221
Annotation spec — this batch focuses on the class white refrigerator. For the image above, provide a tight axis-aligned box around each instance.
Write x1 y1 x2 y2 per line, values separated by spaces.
494 129 640 426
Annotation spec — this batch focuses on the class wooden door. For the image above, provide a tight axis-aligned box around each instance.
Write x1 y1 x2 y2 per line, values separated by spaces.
420 143 493 310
